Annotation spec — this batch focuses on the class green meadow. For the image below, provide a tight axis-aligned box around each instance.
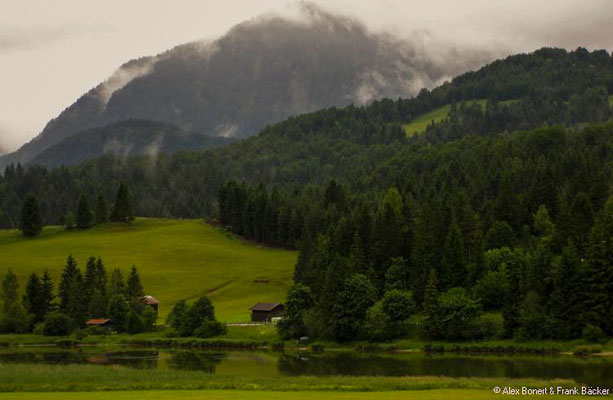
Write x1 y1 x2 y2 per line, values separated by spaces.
402 99 519 136
0 389 577 400
0 218 297 321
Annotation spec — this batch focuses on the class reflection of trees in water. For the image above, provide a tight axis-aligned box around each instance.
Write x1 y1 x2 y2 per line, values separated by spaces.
102 351 159 369
277 353 613 387
168 351 224 373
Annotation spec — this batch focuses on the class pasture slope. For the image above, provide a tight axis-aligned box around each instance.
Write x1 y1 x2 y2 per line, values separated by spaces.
0 218 297 322
402 99 520 136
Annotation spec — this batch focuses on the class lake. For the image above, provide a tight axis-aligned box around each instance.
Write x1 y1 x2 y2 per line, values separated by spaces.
0 347 611 388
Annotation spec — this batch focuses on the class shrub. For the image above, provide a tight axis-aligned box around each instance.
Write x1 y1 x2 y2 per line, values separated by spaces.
476 313 504 340
381 290 415 322
472 269 509 310
127 310 144 334
363 301 392 342
32 323 44 336
193 320 227 338
582 324 606 343
43 312 73 336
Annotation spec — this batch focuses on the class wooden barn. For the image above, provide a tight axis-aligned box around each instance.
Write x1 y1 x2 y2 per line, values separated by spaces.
142 295 160 312
85 318 111 327
249 302 284 322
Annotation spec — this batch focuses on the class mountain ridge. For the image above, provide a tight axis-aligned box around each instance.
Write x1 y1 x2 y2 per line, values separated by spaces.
0 5 494 169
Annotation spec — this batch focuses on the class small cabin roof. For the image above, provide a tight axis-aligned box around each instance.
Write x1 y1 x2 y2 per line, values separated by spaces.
249 302 282 312
142 295 160 305
85 318 111 325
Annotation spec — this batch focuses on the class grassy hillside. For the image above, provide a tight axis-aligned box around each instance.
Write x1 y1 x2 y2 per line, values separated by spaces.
402 99 520 136
0 219 296 322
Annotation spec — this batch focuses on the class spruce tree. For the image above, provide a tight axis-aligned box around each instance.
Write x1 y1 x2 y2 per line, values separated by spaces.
95 258 107 296
20 194 42 237
83 256 98 301
76 194 93 229
58 255 80 311
88 289 107 318
111 183 134 223
440 218 466 290
108 269 126 297
126 266 144 299
40 270 56 316
581 196 613 334
94 193 109 224
22 272 44 323
548 241 581 339
421 269 440 340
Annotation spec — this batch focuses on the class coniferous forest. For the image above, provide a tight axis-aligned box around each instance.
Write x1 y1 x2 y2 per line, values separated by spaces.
1 47 613 343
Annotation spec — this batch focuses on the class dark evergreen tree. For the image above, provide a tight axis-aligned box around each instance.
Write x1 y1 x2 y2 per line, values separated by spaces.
548 241 582 339
111 183 134 223
126 266 144 299
76 194 93 229
95 258 108 296
40 270 56 316
22 273 44 323
108 269 125 297
20 194 42 237
94 192 109 224
58 255 79 312
83 256 98 301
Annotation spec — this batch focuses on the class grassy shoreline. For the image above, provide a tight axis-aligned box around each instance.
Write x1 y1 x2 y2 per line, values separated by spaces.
1 330 610 356
0 363 577 393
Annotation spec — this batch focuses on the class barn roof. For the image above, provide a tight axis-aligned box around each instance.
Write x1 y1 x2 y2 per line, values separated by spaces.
249 302 282 312
142 295 160 305
85 318 111 325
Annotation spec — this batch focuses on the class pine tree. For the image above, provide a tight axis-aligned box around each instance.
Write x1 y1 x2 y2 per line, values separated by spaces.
40 270 56 316
83 256 98 301
88 289 107 318
126 266 144 299
65 273 87 325
22 272 44 323
421 269 440 340
94 193 109 224
440 218 466 290
111 183 134 223
108 269 126 297
20 194 42 237
1 269 19 313
548 241 581 339
95 258 107 296
58 255 79 311
76 194 93 229
581 196 613 334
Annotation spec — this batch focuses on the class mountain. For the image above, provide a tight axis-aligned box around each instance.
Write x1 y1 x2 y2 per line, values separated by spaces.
0 4 494 169
30 120 232 168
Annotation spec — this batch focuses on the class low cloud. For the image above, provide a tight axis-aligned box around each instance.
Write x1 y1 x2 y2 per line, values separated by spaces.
0 24 110 53
97 57 158 105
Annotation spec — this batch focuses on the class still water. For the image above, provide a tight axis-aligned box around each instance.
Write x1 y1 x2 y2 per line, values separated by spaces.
0 348 611 387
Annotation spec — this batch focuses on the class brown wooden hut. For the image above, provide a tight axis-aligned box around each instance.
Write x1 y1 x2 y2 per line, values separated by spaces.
142 295 160 312
249 302 284 322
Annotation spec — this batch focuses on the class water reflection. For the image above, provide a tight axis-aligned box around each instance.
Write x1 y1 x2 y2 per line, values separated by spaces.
278 352 613 387
0 348 611 388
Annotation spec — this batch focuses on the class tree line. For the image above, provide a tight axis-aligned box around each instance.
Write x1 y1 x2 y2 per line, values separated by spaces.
219 123 613 343
0 257 155 336
1 48 611 232
19 182 133 237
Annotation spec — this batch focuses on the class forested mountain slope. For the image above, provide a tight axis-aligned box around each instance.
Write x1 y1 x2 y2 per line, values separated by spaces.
0 47 612 228
0 5 486 169
30 120 232 168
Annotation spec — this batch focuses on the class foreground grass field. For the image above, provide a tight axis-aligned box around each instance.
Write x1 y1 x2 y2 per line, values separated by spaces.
0 218 297 321
0 389 579 400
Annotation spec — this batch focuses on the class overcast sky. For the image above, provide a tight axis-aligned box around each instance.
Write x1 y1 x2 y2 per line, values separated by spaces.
1 0 612 152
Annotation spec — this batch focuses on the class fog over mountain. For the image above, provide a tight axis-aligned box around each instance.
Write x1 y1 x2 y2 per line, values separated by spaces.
0 4 497 168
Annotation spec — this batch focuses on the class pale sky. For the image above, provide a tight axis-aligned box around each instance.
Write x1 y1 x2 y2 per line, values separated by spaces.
1 0 612 152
